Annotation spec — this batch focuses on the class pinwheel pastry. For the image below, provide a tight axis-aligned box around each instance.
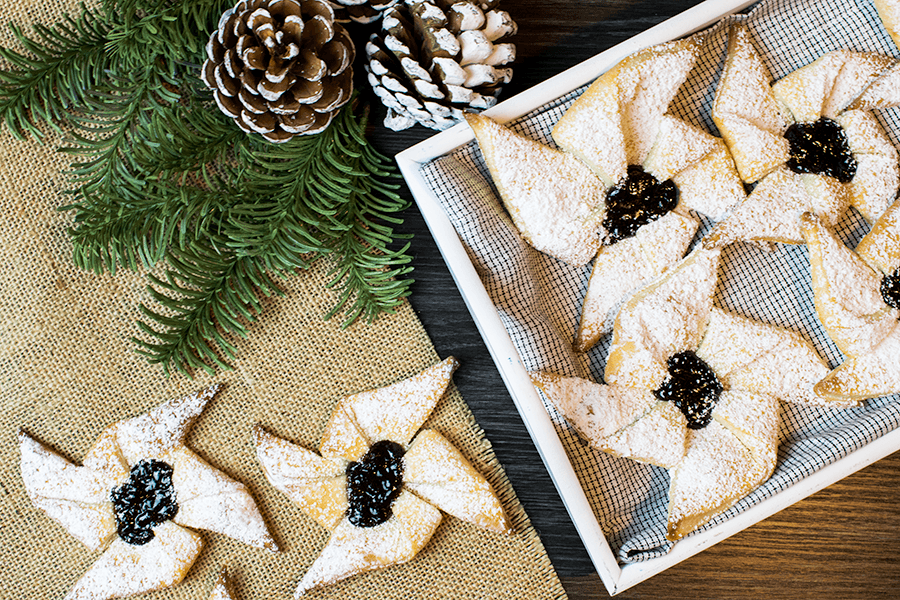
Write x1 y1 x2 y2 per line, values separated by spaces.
800 203 900 402
875 0 900 47
531 246 845 541
18 386 277 600
550 34 745 352
255 357 510 596
706 24 900 247
464 112 606 267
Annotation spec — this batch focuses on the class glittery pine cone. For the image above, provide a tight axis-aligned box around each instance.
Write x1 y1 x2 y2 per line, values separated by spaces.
365 0 517 131
326 0 400 24
202 0 355 143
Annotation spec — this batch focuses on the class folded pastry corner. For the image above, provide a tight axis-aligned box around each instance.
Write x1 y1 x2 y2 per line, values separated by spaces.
464 112 605 267
667 389 778 541
208 567 238 600
800 209 900 403
531 371 687 468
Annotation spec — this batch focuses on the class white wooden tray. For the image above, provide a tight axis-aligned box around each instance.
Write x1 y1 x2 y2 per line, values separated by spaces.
396 0 900 593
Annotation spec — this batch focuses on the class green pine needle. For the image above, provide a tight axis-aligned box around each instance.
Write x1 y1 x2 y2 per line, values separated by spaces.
0 1 415 376
134 241 281 377
0 5 111 140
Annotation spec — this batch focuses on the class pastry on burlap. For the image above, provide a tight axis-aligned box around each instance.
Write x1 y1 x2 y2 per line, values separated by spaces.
0 3 564 599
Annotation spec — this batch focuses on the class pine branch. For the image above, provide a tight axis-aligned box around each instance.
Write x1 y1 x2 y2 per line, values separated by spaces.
65 90 250 275
68 182 238 273
134 241 282 377
63 65 180 196
1 3 416 377
60 65 186 273
0 5 112 140
232 105 414 325
130 95 246 176
320 109 414 325
103 0 232 65
225 119 352 271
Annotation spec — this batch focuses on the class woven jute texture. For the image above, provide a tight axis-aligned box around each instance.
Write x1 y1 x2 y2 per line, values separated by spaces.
0 2 566 599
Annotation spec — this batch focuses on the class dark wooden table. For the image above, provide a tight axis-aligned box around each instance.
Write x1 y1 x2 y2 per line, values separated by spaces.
361 1 900 598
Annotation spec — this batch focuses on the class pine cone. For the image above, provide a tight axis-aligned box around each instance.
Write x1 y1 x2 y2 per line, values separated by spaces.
326 0 400 24
365 0 517 131
202 0 356 143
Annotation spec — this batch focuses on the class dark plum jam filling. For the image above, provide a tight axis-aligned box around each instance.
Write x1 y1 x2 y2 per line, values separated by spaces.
110 459 178 545
346 440 405 528
881 268 900 311
603 165 678 245
653 350 723 429
784 117 857 183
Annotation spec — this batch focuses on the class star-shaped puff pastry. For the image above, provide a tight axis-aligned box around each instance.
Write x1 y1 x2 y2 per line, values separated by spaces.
800 202 900 402
19 385 276 600
706 24 900 247
255 357 510 597
531 247 843 541
551 34 745 351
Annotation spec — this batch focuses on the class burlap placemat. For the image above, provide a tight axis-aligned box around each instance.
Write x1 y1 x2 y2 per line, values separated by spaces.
0 2 567 598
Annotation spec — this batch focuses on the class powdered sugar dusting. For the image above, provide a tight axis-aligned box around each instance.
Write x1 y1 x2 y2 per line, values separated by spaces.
619 39 700 165
296 492 442 597
713 28 899 246
705 167 815 246
344 356 458 447
817 325 900 399
404 429 509 534
170 446 278 551
667 419 769 540
603 401 687 468
857 197 900 274
531 372 656 443
467 113 605 266
802 213 897 356
772 51 893 121
208 569 237 600
644 115 718 182
116 385 219 465
255 426 348 530
713 113 791 184
874 0 900 46
551 69 626 186
608 248 719 377
577 212 697 352
839 109 900 223
713 24 792 183
696 307 832 406
672 140 746 221
802 212 900 402
19 432 118 551
851 61 900 110
64 521 203 600
713 390 779 454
